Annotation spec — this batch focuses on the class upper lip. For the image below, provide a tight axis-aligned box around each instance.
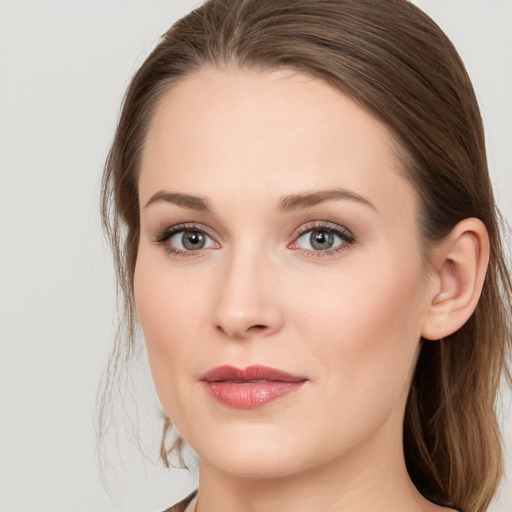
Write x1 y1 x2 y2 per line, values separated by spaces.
200 365 307 383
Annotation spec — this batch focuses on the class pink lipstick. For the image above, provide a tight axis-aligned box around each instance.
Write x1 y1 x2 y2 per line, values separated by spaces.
200 365 307 409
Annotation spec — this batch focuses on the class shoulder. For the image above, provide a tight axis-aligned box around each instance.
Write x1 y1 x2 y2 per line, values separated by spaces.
161 490 198 512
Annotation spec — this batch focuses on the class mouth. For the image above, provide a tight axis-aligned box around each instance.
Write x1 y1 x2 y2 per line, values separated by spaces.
200 365 308 409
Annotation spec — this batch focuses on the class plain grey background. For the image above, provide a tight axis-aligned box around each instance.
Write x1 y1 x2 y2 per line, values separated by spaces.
0 1 511 511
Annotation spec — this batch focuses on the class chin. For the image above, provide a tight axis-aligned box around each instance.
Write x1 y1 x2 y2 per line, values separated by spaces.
202 449 305 479
191 425 314 479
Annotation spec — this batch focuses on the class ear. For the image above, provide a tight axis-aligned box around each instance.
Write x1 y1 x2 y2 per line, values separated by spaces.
421 218 490 341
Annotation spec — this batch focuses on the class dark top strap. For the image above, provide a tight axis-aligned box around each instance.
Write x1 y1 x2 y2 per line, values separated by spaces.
162 490 198 512
162 489 464 512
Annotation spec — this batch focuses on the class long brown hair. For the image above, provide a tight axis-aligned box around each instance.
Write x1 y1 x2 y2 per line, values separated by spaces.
99 1 512 510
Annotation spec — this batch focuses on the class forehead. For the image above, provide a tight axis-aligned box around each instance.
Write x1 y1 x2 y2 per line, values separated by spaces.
139 67 413 215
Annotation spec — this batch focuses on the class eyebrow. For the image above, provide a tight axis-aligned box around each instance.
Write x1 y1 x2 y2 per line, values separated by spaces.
144 191 211 211
143 187 376 213
277 188 377 213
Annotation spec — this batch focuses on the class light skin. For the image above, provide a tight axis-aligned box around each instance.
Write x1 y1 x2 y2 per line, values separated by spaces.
135 67 489 512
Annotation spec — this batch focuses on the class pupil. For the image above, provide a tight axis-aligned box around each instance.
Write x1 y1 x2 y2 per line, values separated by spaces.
311 230 333 250
183 231 205 250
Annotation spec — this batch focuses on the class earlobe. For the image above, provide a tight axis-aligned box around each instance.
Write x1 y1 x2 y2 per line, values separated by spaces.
421 218 490 341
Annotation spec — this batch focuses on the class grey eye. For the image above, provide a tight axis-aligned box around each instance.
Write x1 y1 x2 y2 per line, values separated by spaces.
182 231 206 250
310 230 334 250
170 230 215 251
296 228 344 251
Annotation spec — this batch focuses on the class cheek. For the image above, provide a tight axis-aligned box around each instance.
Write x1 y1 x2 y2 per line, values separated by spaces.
295 252 426 404
134 245 208 341
133 250 207 408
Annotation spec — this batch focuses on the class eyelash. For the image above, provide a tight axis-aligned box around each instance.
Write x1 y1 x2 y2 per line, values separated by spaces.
154 223 217 257
153 221 356 258
291 221 356 258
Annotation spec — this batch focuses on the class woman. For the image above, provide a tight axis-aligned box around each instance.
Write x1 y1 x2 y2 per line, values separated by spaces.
99 1 512 511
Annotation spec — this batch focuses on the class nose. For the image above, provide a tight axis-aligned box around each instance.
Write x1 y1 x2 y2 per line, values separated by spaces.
211 248 284 340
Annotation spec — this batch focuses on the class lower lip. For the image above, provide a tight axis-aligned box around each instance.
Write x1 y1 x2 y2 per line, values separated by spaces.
204 381 306 409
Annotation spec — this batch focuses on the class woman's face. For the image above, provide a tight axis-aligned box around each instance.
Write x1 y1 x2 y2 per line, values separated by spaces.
135 68 432 478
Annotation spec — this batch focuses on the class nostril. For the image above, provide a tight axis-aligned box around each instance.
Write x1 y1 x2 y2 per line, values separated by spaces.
215 323 269 338
248 324 267 331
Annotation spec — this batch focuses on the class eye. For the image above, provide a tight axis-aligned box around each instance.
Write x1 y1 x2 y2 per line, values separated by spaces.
300 229 339 251
170 229 216 251
296 228 343 251
290 223 355 255
155 224 218 255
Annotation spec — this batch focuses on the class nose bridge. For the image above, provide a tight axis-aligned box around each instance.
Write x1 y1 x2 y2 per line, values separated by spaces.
212 240 282 338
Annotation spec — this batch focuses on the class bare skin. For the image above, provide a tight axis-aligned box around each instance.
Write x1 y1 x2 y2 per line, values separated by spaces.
135 68 487 512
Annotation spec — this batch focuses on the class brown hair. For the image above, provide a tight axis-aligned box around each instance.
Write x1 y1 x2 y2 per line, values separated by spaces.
99 1 512 511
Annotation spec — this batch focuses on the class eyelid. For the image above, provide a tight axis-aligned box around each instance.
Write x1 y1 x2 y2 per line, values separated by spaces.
152 220 355 258
153 222 220 256
290 221 355 244
154 222 217 243
288 221 356 257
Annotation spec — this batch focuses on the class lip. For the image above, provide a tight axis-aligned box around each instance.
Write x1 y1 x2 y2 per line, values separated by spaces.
200 365 308 409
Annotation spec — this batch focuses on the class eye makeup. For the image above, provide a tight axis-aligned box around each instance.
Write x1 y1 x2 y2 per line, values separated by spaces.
289 221 356 258
153 222 219 257
152 219 356 260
